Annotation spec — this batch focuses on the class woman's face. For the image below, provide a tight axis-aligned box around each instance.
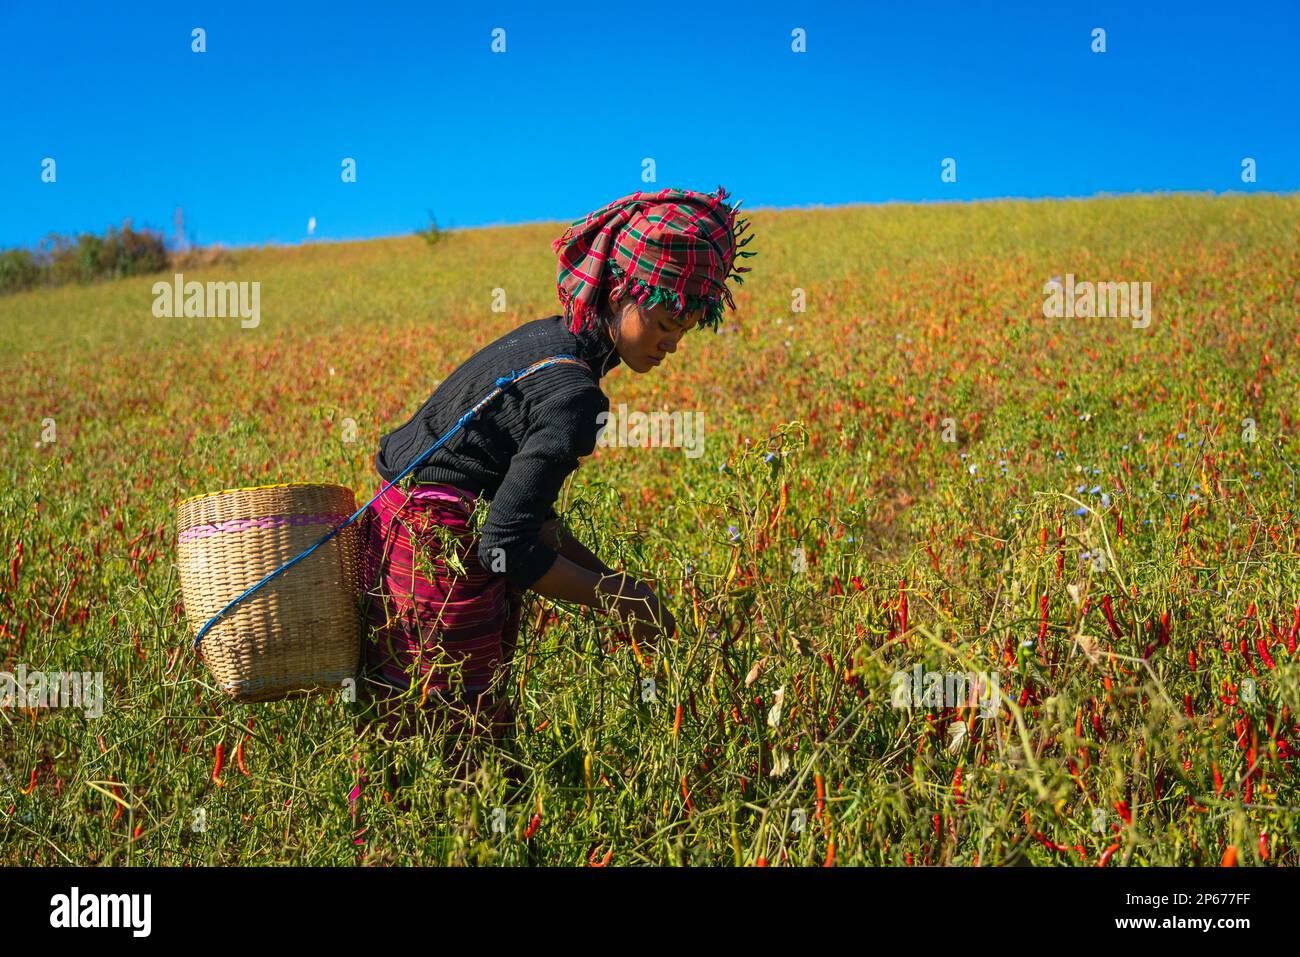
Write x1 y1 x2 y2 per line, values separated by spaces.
607 295 700 374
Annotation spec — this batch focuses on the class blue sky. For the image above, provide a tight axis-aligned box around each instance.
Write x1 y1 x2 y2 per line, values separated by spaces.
2 0 1296 249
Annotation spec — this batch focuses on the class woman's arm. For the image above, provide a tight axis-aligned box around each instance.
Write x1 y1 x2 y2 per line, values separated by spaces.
527 548 675 651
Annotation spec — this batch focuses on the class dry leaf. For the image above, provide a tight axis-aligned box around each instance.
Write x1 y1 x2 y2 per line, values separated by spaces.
1077 633 1103 665
744 657 769 687
766 686 786 728
947 721 968 752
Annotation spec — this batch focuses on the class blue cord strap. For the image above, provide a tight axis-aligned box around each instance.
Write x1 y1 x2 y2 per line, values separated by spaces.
191 354 591 651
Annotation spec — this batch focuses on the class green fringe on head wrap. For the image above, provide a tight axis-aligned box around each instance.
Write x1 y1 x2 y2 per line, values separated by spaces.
607 263 728 332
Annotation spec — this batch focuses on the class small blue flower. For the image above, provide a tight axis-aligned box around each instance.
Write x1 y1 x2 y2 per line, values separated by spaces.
764 452 776 463
728 525 739 540
1074 507 1088 516
1101 493 1111 508
1177 432 1185 439
1173 462 1181 468
1076 485 1086 494
1089 485 1101 495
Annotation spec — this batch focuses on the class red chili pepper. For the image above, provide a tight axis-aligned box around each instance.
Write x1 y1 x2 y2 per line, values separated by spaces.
211 743 225 787
681 775 694 815
1097 842 1121 866
899 579 908 634
236 738 249 775
1258 831 1269 861
1213 761 1224 797
1287 601 1300 654
524 812 541 840
1034 830 1070 853
1037 593 1049 649
1256 638 1277 670
953 764 964 806
19 767 37 795
815 773 825 820
1220 845 1238 867
1114 800 1132 825
1101 595 1124 640
1184 693 1194 719
925 544 941 573
756 856 768 867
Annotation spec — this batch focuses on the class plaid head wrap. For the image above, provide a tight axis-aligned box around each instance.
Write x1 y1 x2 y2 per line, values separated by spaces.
552 185 757 335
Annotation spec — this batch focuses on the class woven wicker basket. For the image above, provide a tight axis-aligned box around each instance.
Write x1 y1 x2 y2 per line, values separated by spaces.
176 482 363 703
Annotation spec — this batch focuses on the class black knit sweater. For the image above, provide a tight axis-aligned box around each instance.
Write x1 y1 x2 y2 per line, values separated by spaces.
374 313 621 590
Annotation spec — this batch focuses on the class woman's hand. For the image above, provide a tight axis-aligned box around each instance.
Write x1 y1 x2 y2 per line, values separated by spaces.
608 577 676 659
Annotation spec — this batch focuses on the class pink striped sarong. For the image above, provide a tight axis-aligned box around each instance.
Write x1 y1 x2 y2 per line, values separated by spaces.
356 479 523 745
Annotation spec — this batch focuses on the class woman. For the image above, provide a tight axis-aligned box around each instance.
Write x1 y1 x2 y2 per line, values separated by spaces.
354 184 757 761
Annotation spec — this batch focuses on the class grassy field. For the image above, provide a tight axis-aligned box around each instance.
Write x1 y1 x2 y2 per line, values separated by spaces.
1 192 1298 866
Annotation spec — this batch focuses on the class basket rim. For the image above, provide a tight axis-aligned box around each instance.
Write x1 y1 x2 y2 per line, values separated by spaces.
175 481 356 509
